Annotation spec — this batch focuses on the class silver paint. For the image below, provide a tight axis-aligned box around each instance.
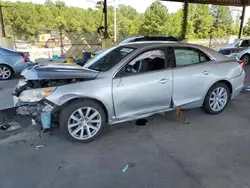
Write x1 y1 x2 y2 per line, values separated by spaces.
17 42 245 125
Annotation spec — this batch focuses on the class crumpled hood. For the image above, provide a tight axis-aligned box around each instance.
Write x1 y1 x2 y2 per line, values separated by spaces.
21 63 99 80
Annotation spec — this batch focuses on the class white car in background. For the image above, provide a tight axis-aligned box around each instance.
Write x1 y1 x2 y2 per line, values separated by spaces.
219 38 250 65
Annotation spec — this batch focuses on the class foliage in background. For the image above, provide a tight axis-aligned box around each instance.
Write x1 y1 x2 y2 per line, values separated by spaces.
244 18 250 36
0 0 242 41
210 5 234 38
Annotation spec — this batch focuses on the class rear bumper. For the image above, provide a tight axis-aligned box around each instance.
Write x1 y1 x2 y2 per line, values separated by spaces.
12 62 32 73
230 70 245 99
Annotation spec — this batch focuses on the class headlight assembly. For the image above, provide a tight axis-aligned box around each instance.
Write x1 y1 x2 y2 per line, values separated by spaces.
19 87 56 102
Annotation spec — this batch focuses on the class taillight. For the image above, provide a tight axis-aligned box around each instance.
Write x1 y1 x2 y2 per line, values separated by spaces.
20 53 28 63
238 60 245 68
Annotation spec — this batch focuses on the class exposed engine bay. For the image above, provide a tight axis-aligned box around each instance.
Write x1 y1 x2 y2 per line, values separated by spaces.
13 78 86 97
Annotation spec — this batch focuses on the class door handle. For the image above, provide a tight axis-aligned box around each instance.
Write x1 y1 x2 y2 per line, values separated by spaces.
202 70 210 75
159 78 169 84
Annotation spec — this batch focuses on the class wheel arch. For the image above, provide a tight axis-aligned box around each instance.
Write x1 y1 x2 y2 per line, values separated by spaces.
57 97 109 123
0 63 14 73
204 80 233 102
239 52 250 59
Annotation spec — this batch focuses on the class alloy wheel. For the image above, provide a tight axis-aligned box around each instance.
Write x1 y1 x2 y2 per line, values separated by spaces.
67 107 102 140
209 87 228 112
0 66 11 80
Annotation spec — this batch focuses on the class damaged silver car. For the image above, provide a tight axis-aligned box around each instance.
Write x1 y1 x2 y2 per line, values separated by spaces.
13 42 245 142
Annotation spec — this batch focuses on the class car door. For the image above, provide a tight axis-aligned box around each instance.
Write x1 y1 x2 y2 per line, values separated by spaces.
112 48 173 119
170 47 215 107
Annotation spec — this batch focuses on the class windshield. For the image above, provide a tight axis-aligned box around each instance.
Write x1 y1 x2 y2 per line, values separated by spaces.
228 39 242 47
85 46 135 71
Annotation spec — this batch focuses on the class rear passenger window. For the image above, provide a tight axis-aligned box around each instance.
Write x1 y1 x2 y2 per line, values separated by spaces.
174 48 210 67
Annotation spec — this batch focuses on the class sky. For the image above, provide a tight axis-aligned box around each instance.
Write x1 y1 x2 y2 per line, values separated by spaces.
6 0 250 25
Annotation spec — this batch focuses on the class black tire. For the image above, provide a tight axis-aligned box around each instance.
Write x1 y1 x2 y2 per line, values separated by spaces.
0 65 13 80
59 100 106 143
241 54 250 65
202 82 230 114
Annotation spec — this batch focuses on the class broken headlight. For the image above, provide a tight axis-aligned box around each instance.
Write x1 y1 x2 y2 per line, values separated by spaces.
18 87 56 102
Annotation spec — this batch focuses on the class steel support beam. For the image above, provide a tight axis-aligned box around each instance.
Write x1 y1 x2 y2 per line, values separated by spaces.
182 0 188 40
0 6 6 37
238 1 246 39
103 0 108 38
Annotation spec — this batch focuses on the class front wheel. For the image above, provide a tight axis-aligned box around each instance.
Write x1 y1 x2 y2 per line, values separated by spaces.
241 54 250 65
202 83 230 114
59 100 106 142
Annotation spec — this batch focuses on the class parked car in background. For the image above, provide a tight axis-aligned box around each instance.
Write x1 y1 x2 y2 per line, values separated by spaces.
219 38 250 64
14 41 245 142
93 36 178 56
0 47 30 80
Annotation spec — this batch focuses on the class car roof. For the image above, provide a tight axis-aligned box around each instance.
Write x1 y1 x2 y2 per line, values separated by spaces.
119 41 229 61
120 36 178 44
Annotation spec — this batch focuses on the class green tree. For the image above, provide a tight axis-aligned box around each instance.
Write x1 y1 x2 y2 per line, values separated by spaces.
193 5 214 38
210 5 234 37
185 4 214 39
244 18 250 36
168 9 182 38
233 13 240 35
140 1 170 35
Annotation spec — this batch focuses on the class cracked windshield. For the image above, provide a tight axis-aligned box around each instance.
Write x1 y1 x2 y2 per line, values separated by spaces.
0 0 250 188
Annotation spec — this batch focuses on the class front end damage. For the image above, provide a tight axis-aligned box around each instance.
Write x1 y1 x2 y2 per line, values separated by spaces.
16 100 56 129
13 63 99 130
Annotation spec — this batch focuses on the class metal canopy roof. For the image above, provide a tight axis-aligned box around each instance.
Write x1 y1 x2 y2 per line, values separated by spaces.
161 0 250 6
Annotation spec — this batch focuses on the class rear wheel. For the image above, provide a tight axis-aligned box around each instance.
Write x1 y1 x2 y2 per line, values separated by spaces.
59 100 106 142
0 65 13 80
202 83 229 114
241 54 250 65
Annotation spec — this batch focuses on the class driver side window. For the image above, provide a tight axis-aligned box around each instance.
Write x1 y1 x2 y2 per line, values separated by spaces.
123 49 166 74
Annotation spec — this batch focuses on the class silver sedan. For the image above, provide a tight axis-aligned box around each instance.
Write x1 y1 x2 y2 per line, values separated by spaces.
14 42 245 142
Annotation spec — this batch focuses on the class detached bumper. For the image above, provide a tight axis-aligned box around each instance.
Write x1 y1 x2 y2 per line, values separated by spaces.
16 100 56 129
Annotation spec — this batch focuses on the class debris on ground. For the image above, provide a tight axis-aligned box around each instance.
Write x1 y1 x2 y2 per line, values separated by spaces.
7 140 27 148
0 123 10 130
135 119 148 126
122 162 136 172
129 126 138 133
0 122 21 132
35 145 45 150
245 86 250 92
181 118 190 124
174 106 182 122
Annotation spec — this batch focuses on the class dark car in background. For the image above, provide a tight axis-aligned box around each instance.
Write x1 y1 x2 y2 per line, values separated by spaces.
93 36 178 56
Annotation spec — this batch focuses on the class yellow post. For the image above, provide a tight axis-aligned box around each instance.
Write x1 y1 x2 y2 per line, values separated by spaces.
66 56 74 63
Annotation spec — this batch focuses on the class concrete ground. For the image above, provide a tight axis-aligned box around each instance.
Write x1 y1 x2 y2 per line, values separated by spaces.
0 67 250 188
0 74 21 110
